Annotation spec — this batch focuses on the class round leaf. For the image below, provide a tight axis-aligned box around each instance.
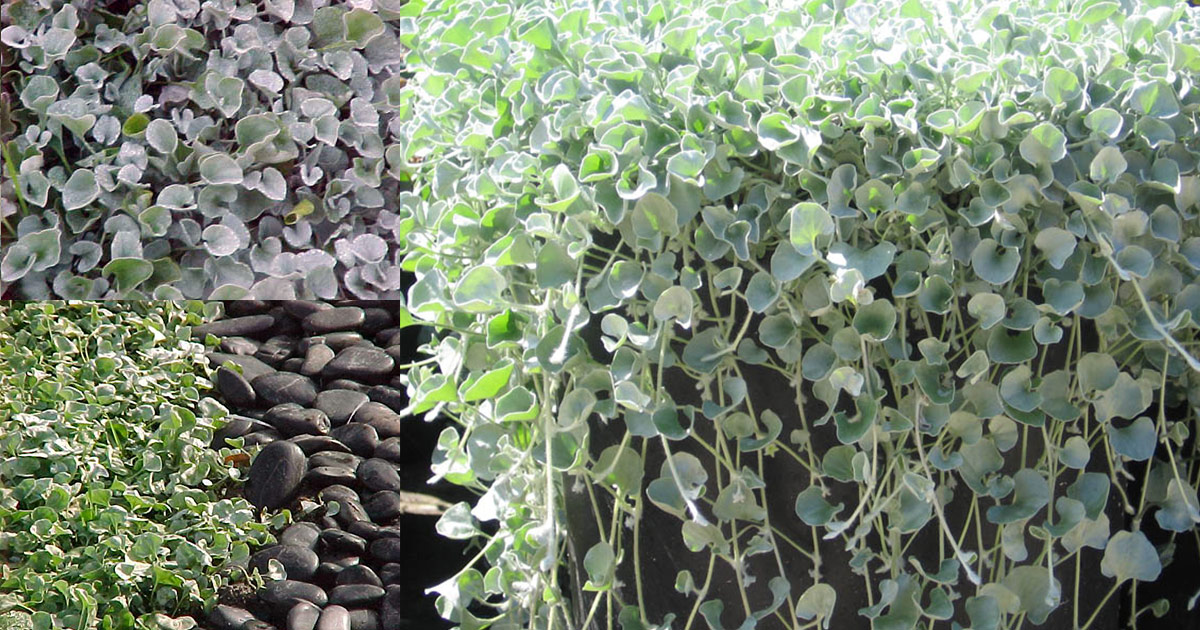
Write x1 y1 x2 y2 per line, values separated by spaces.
1101 531 1162 583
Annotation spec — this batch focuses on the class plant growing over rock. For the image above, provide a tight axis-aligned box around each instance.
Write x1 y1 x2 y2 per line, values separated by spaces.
395 0 1200 628
0 301 277 630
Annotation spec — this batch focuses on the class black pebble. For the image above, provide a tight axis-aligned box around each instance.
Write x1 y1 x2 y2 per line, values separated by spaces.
306 466 358 488
194 315 275 338
320 529 367 555
217 366 258 406
315 605 350 630
322 346 395 384
359 308 395 335
209 353 276 381
245 440 306 510
314 389 369 426
303 307 366 334
265 404 331 437
368 537 402 563
285 600 321 630
372 438 402 463
380 586 402 630
363 491 404 523
323 332 365 351
301 344 336 377
279 522 321 550
379 563 402 586
258 579 328 611
249 544 320 582
347 609 379 630
291 435 351 456
280 357 305 373
284 301 333 319
220 336 261 355
208 605 256 630
365 386 406 413
309 452 361 470
347 521 381 540
328 584 385 608
335 565 383 588
357 459 402 493
252 373 318 407
331 423 378 457
255 336 297 366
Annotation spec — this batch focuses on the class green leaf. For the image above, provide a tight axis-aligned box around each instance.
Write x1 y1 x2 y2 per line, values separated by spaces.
665 150 706 184
986 328 1037 364
986 468 1049 524
968 292 1006 330
1018 122 1067 166
344 7 385 47
789 202 833 256
592 445 643 497
1044 67 1081 105
62 169 99 210
1034 228 1077 269
122 113 150 136
795 583 836 629
436 502 480 539
495 386 537 422
199 154 243 185
145 119 177 155
653 286 694 328
1059 436 1091 469
1101 531 1162 583
794 486 843 526
971 239 1020 285
853 299 896 341
1002 566 1061 624
461 359 515 402
453 266 507 312
535 241 576 289
1078 353 1119 392
745 271 779 313
756 112 798 151
632 192 678 237
1089 146 1127 184
1107 416 1156 461
102 258 154 294
1084 107 1124 139
581 541 615 589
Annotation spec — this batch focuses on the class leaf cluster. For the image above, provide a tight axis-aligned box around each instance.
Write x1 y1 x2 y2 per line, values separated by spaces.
394 0 1200 628
2 0 411 299
0 301 276 629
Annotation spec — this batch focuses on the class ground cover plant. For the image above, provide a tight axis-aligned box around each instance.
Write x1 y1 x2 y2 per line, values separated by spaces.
394 0 1200 628
1 0 411 299
0 301 279 630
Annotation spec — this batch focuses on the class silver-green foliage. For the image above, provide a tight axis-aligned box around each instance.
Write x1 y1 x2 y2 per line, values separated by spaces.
0 302 277 630
2 0 410 299
395 0 1200 628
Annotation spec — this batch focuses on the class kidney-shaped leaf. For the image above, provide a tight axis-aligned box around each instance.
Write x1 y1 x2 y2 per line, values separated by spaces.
1101 531 1162 583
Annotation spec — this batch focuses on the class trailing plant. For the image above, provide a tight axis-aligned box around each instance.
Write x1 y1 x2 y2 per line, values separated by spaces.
395 0 1200 628
0 301 279 630
1 0 411 299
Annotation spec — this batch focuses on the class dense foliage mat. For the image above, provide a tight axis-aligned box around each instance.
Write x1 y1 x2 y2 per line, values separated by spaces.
394 0 1200 628
1 0 411 299
0 302 278 630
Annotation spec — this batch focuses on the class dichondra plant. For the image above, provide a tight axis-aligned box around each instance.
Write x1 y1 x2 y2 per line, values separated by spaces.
395 0 1200 629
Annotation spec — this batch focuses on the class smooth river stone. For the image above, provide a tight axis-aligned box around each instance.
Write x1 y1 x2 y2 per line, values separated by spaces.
255 336 297 366
364 416 402 441
246 440 306 510
347 521 381 540
211 416 274 449
309 452 362 470
279 522 321 550
347 609 379 630
379 563 402 586
281 358 305 373
328 584 385 608
291 435 351 455
286 601 322 630
224 300 272 317
365 385 405 413
320 529 368 555
241 430 282 448
331 423 378 457
241 620 275 630
335 565 383 588
323 332 365 351
208 605 257 630
303 307 365 334
314 390 369 426
258 580 328 612
347 402 394 425
194 315 275 338
249 544 320 582
324 379 368 393
369 537 403 563
209 353 276 381
306 466 358 488
315 606 350 630
380 586 403 630
322 346 395 383
357 459 402 493
220 336 261 355
300 344 335 377
253 373 318 407
359 308 394 335
265 404 331 437
363 491 403 522
372 438 401 463
216 364 258 405
284 300 333 319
